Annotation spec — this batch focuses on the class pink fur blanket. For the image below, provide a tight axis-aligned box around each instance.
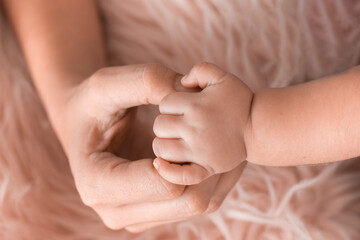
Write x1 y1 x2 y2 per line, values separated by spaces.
1 0 360 239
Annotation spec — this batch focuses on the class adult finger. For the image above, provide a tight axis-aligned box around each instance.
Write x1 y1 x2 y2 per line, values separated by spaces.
125 217 189 233
205 161 247 213
75 156 185 208
95 175 219 230
125 163 247 232
85 64 182 114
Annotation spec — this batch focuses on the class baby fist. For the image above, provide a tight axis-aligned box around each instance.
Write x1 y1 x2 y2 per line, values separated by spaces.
152 62 253 185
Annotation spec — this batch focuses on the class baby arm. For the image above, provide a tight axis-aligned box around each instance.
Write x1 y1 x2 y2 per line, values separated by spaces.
153 63 360 185
247 65 360 166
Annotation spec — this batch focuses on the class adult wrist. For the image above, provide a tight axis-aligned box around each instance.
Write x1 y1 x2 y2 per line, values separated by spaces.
34 73 85 134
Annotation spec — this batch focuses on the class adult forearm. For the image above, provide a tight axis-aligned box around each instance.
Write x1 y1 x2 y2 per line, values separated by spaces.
246 66 360 166
3 0 106 115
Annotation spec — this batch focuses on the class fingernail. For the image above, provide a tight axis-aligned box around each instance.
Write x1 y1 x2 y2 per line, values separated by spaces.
153 159 159 170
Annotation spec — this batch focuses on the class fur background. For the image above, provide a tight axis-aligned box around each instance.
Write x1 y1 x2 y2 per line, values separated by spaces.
0 0 360 239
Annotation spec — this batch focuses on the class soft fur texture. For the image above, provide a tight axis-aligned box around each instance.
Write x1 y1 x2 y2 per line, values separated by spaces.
1 0 360 239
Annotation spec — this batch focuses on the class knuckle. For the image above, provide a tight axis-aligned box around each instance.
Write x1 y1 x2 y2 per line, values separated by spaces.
96 207 126 230
91 67 108 79
74 171 107 208
143 63 166 90
142 63 176 104
74 176 96 207
87 68 107 90
184 193 209 215
186 101 202 114
101 216 124 230
85 79 98 101
182 123 195 139
186 104 207 126
76 184 101 208
84 69 109 106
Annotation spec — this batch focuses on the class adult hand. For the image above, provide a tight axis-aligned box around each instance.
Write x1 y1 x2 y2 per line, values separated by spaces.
50 63 246 232
124 162 246 233
53 63 186 205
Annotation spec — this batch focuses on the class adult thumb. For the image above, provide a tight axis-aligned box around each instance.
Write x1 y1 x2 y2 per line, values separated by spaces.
87 64 183 112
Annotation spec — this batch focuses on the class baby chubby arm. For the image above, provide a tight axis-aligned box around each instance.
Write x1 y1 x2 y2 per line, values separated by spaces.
246 66 360 166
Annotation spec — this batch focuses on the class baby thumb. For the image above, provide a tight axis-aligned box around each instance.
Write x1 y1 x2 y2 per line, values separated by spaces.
181 62 227 89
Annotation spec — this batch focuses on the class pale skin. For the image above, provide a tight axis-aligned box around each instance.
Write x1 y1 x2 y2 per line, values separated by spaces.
3 0 246 233
4 0 359 233
153 62 360 185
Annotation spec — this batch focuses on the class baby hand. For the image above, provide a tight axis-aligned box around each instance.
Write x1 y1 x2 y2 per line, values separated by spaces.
152 63 253 185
